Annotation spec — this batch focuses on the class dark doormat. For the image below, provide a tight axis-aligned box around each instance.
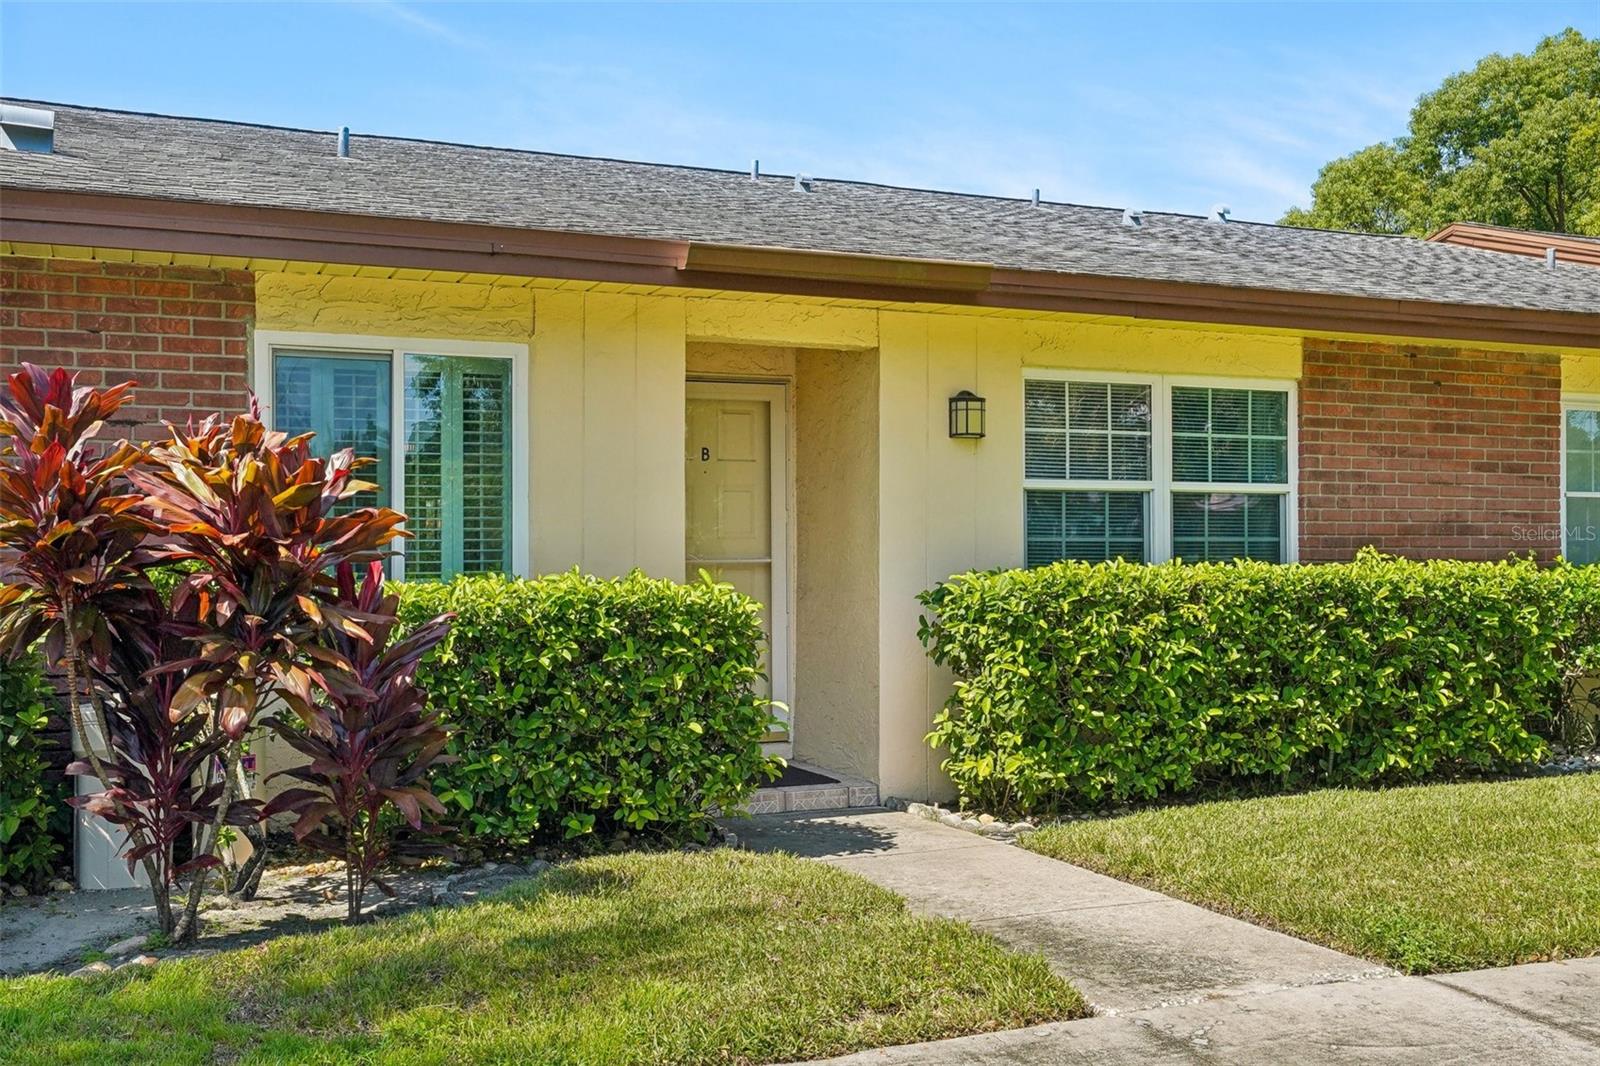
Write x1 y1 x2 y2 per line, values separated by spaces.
773 764 839 788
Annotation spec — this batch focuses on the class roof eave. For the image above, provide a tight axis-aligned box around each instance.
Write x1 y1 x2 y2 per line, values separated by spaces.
5 187 1598 350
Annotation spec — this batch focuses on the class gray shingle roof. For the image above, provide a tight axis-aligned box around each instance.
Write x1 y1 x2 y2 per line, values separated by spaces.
3 101 1599 317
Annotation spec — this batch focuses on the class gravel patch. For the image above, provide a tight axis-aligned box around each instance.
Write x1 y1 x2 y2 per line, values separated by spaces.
3 859 552 977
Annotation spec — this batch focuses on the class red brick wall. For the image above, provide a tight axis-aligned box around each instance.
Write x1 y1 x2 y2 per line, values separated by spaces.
0 255 255 779
0 256 254 440
1298 338 1562 562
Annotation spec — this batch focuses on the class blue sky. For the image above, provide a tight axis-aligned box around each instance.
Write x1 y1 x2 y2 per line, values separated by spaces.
2 2 1594 222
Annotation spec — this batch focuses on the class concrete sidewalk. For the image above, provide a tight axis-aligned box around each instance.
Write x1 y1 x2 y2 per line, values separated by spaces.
737 809 1600 1064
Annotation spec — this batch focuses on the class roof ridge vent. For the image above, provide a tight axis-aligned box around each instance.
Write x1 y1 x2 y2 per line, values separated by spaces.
0 105 54 154
1208 203 1232 223
794 173 813 192
1122 208 1146 229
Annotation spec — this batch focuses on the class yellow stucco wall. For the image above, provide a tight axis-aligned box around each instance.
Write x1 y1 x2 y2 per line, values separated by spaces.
255 274 686 581
793 348 881 780
530 290 686 579
251 266 1590 800
1564 352 1600 396
870 312 1303 798
255 272 536 341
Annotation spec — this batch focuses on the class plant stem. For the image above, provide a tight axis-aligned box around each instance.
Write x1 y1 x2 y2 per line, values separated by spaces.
229 754 269 901
173 739 242 943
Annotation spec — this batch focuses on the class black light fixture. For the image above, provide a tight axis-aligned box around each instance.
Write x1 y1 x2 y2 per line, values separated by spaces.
948 390 986 439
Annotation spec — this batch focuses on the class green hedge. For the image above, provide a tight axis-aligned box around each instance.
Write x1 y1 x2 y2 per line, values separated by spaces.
0 653 64 888
920 551 1600 815
395 571 780 847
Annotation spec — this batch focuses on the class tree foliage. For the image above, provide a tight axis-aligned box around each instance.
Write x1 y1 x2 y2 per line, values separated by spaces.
1282 29 1600 235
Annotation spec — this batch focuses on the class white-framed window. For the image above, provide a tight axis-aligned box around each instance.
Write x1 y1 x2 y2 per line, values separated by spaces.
1023 370 1297 566
252 331 530 581
1563 396 1600 565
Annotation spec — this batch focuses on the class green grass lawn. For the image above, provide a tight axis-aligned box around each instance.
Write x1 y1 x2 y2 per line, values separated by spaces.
1023 774 1600 975
0 849 1084 1066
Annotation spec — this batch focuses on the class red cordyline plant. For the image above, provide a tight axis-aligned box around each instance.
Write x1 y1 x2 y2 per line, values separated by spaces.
127 405 409 939
71 595 260 933
0 366 165 884
0 365 418 942
263 561 455 922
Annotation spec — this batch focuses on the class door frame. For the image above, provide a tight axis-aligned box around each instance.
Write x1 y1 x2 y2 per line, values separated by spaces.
685 380 793 732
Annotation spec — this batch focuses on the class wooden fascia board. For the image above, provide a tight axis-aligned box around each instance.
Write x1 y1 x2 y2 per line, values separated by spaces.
4 187 1598 349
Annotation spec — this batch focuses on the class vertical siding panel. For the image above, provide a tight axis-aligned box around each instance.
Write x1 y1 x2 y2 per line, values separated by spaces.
581 293 638 577
633 296 687 580
921 315 980 801
530 290 585 573
924 314 980 584
976 318 1025 569
876 311 934 800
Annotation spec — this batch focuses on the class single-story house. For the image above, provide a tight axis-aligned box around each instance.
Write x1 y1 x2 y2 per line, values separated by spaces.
3 100 1599 806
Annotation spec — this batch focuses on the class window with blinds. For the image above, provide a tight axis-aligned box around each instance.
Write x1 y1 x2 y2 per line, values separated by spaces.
271 347 515 580
1023 374 1293 567
403 355 513 580
1566 407 1600 564
1169 386 1289 563
1024 378 1153 564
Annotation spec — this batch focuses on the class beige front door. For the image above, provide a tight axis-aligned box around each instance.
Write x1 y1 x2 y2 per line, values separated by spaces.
685 382 790 744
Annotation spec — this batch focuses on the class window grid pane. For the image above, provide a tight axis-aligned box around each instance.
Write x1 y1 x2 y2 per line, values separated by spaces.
272 352 392 515
1172 492 1283 562
1171 386 1288 485
403 362 447 580
1025 379 1152 483
460 366 512 573
1025 489 1148 566
1566 409 1600 494
1566 408 1600 563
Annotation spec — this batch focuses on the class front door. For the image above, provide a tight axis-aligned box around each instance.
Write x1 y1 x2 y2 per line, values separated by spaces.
685 382 790 746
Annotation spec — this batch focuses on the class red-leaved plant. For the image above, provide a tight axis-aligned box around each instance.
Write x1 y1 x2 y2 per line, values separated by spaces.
0 366 166 885
263 561 455 922
70 595 260 932
129 408 410 938
0 365 427 941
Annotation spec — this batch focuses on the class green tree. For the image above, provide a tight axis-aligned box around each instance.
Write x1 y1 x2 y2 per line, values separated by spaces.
1282 29 1600 236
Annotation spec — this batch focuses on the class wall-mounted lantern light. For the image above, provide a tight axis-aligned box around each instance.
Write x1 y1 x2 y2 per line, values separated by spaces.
948 390 986 439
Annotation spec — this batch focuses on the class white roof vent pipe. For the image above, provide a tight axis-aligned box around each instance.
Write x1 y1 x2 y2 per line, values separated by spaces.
1122 208 1146 229
337 126 351 158
750 159 760 181
0 105 54 153
1208 203 1232 223
1031 188 1041 207
1547 247 1558 269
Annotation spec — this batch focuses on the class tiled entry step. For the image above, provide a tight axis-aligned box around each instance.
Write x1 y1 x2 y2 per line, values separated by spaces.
746 761 878 815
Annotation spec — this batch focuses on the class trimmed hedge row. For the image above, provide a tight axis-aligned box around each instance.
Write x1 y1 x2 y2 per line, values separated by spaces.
0 653 63 887
395 571 780 848
920 551 1600 815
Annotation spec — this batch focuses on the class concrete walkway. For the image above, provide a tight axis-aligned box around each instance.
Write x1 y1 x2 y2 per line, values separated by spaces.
737 809 1600 1064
